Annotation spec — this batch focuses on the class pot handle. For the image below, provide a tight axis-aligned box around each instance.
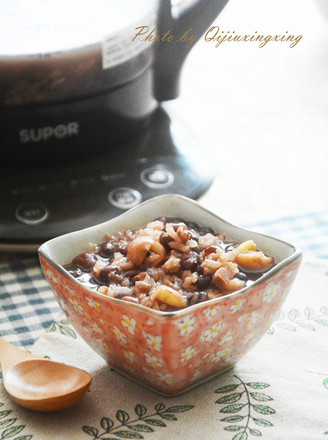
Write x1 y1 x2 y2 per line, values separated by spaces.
154 0 229 101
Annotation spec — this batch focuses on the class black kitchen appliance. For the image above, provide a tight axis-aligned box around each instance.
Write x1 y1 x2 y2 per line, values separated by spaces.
0 0 228 252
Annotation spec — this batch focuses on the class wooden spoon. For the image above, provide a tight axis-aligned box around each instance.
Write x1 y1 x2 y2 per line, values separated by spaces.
0 337 91 412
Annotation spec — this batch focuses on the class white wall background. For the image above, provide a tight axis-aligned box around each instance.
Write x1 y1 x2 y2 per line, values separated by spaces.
170 0 328 224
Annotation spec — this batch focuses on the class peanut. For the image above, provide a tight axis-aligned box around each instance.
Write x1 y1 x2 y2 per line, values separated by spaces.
236 240 257 253
127 236 166 267
151 285 186 308
234 251 274 271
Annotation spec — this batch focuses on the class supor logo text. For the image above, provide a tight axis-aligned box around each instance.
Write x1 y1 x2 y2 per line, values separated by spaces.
19 122 79 143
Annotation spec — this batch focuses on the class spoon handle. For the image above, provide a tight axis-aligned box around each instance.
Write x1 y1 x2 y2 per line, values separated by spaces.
0 337 36 374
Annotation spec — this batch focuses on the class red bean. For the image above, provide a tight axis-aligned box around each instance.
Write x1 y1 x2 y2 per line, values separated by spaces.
181 252 201 271
99 265 123 282
100 242 116 258
160 232 174 251
196 274 211 290
198 291 209 302
72 252 97 272
203 245 222 257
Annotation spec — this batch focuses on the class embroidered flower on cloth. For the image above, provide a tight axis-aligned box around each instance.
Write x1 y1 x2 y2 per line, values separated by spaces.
177 316 196 336
121 315 137 335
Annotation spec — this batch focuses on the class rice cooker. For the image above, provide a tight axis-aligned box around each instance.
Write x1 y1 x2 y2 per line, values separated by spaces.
0 0 228 251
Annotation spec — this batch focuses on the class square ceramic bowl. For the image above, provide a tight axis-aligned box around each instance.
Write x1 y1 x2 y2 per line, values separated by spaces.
39 195 302 396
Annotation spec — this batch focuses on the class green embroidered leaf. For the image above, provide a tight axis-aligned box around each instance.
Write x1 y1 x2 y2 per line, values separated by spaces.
154 403 166 412
247 383 270 390
128 425 153 433
14 436 33 440
323 378 328 389
144 419 166 427
60 326 76 338
250 392 273 402
304 308 315 318
59 319 71 325
101 417 114 431
295 321 315 331
220 415 245 423
315 318 328 327
101 438 121 440
1 425 25 439
116 410 130 424
288 309 300 321
216 393 243 404
114 430 143 439
253 418 273 427
253 405 275 415
82 426 99 437
164 405 194 413
0 411 12 419
160 414 177 421
276 311 284 321
232 432 248 440
224 425 244 432
276 322 296 331
215 384 240 393
266 328 274 335
135 404 147 418
220 404 245 413
249 428 262 436
100 438 121 440
47 323 56 332
319 306 328 315
0 418 16 428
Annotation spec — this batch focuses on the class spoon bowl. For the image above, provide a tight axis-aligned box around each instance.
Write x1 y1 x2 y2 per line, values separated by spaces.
0 337 91 412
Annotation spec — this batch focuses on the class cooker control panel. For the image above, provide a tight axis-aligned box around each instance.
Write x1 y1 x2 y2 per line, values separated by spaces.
0 106 215 251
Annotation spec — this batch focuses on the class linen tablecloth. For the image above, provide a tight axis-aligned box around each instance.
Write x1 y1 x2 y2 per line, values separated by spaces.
0 212 327 439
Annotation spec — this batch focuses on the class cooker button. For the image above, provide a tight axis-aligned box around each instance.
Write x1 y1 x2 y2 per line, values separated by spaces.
108 187 142 209
141 167 174 188
15 203 48 225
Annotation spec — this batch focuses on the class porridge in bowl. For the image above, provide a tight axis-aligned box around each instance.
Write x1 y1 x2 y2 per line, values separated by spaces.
39 194 302 395
64 217 275 311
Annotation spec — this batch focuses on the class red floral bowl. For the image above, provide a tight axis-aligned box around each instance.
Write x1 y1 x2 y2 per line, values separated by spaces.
38 195 302 396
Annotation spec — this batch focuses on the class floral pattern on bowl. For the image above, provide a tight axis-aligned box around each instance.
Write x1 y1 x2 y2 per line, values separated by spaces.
39 195 302 396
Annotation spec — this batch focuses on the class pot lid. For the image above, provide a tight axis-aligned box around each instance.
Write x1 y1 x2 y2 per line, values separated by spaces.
0 0 156 56
0 0 157 105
